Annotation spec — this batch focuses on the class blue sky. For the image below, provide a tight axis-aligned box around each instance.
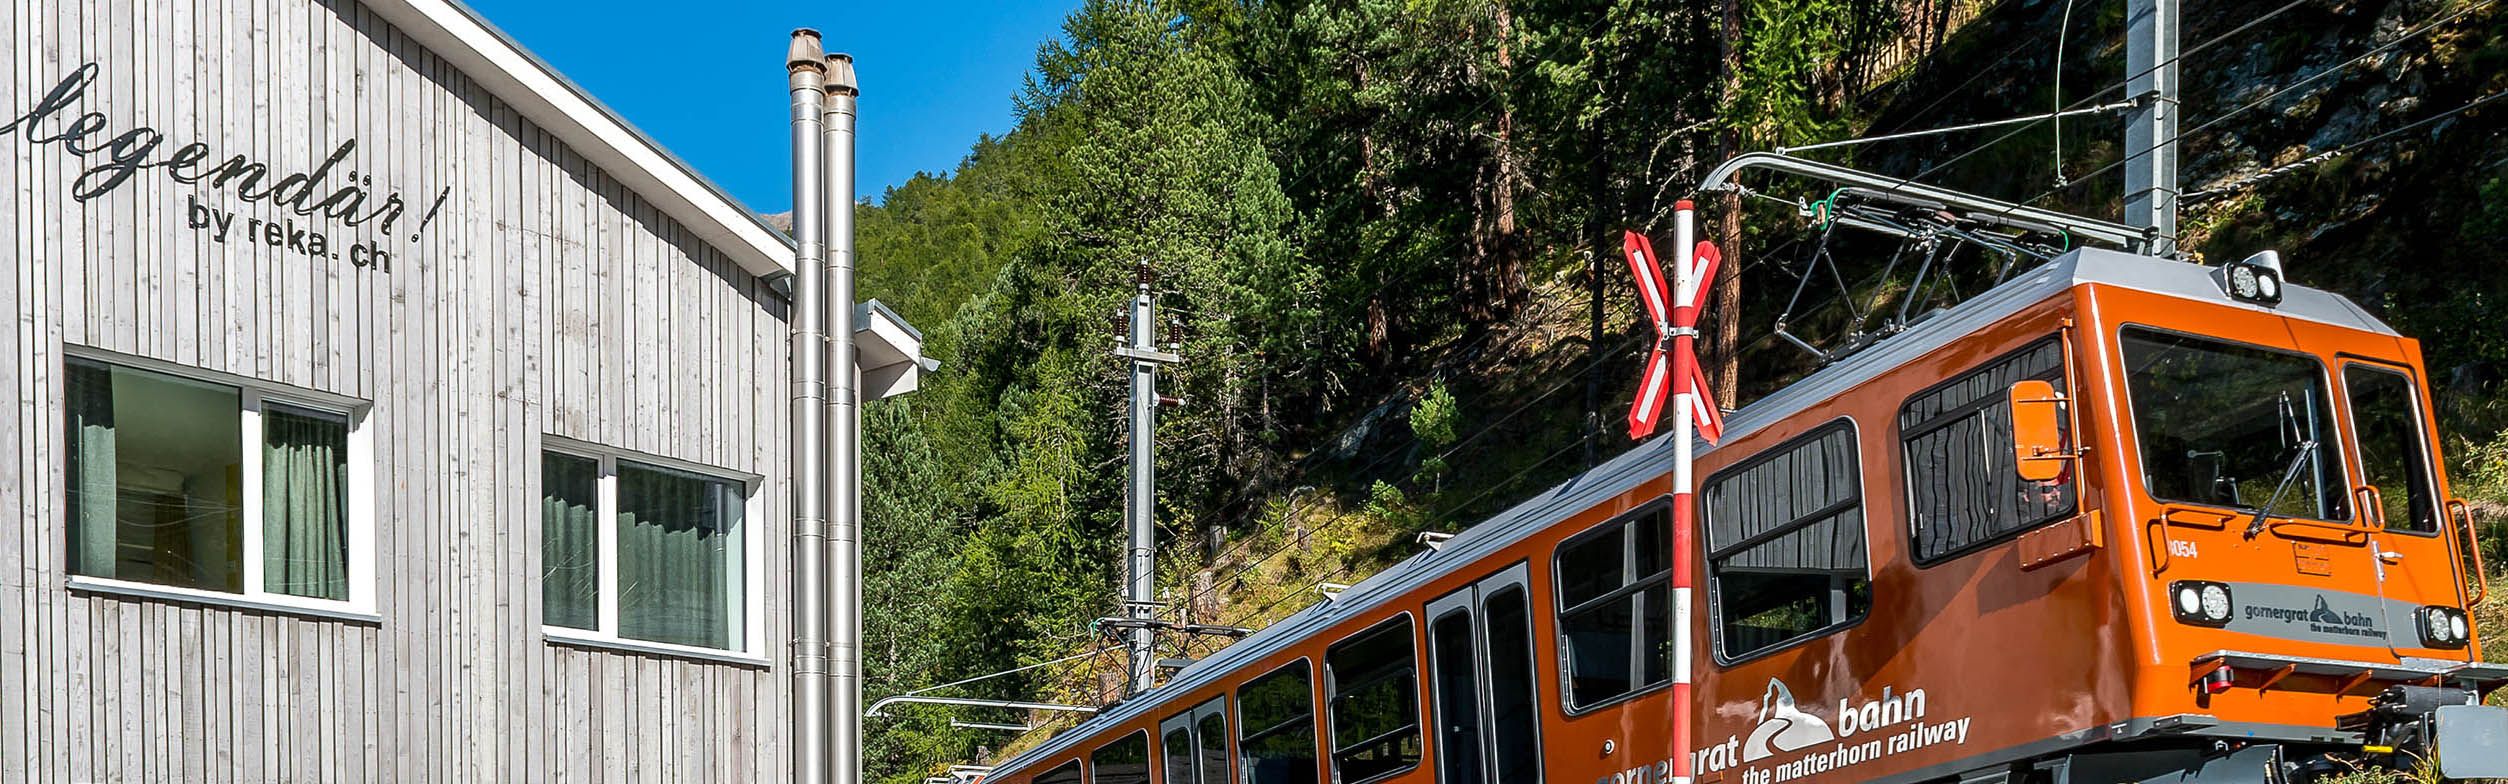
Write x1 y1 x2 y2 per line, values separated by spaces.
465 0 1079 213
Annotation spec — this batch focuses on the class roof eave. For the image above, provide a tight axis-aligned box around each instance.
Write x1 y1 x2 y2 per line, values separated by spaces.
367 0 796 279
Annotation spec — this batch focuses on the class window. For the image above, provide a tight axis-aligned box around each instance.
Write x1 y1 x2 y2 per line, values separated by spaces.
1238 661 1318 784
1704 421 1873 662
1197 711 1229 784
1093 731 1151 784
64 356 372 612
1428 610 1482 784
1554 509 1670 710
1481 587 1539 784
1901 339 2077 563
540 443 759 656
1039 760 1083 784
2122 329 2348 521
2345 365 2439 534
1325 617 1420 784
1163 698 1228 784
1424 566 1540 784
1166 723 1196 784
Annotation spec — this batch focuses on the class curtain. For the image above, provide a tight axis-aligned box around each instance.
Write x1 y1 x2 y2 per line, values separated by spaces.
66 361 118 577
542 453 602 629
617 463 743 649
263 407 350 600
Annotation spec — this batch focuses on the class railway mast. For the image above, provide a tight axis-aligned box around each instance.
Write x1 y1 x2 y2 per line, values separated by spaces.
2124 0 2182 254
1116 265 1183 696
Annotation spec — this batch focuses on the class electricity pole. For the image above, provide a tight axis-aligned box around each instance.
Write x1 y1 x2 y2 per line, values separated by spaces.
2123 0 2180 255
1114 267 1180 696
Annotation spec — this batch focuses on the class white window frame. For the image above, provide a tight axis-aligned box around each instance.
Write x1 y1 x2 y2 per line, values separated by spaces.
61 347 379 622
538 435 767 666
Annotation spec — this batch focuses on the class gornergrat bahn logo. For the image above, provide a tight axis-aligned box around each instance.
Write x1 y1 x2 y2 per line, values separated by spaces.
2244 594 2386 639
1645 678 1971 784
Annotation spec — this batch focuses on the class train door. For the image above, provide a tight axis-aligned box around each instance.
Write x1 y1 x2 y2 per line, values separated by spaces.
2335 359 2474 653
1163 697 1231 784
1422 563 1542 784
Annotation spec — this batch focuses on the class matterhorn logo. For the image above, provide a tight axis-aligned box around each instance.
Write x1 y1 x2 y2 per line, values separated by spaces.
2310 596 2345 625
1743 679 1837 762
1691 677 1967 781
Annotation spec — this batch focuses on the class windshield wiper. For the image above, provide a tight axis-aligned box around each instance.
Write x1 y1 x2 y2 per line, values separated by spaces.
2245 439 2319 538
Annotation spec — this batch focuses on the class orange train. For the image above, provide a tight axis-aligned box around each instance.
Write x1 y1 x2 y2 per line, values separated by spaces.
978 247 2508 784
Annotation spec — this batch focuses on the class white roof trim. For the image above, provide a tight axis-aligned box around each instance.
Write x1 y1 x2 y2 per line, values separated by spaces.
367 0 796 278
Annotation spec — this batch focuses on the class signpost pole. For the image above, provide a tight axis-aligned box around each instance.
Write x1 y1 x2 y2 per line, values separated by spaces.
1669 200 1699 784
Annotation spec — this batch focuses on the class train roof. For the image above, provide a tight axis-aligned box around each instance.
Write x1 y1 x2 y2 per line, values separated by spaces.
988 247 2394 775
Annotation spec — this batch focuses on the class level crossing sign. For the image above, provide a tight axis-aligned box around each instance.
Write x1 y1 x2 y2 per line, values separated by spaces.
1622 229 1724 444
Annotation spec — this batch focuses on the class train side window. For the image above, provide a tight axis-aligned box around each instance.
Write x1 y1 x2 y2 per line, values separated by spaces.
2344 365 2440 534
1041 760 1084 784
1094 731 1152 784
1238 660 1320 784
1900 338 2077 563
1198 710 1230 784
1481 586 1540 783
1553 507 1671 711
1325 617 1422 784
1704 421 1874 662
1165 697 1227 784
1166 723 1198 784
1427 609 1484 784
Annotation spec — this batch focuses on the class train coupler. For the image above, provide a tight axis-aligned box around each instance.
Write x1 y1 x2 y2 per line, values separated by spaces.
2333 684 2508 779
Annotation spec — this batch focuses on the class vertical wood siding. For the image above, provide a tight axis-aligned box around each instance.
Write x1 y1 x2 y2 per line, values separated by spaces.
2 0 796 780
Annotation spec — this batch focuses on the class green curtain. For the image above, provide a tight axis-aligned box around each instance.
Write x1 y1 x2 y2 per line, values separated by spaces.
617 463 743 649
65 361 117 577
541 452 601 630
262 408 349 600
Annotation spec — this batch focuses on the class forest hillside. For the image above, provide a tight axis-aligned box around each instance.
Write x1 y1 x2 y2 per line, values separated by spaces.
842 0 2508 780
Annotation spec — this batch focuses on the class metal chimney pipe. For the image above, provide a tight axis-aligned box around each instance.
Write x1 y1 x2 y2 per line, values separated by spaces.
785 28 834 784
821 51 865 784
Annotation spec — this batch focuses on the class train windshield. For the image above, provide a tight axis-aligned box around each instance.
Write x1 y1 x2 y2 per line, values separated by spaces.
2121 328 2349 521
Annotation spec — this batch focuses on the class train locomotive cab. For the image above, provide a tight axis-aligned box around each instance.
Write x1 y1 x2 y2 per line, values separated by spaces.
2070 251 2508 781
972 248 2504 784
1685 248 2506 784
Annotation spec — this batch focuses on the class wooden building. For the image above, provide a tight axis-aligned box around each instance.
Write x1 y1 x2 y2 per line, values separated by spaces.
0 0 927 780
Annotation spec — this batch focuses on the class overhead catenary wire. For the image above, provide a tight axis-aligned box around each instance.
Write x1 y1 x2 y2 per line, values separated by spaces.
1161 236 1821 630
1219 432 1603 628
1837 0 2316 201
1988 0 2497 221
1049 229 1840 710
1181 332 1656 611
1189 239 1838 634
2184 88 2508 202
1139 82 1788 613
2052 0 2080 183
880 646 1122 703
1778 100 2141 155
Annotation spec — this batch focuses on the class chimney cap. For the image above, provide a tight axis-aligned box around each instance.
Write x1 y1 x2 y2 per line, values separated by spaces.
826 52 858 95
787 29 827 73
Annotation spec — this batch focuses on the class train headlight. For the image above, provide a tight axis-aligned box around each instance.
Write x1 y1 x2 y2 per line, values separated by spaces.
2170 581 2234 626
2219 252 2285 306
2418 606 2472 648
2200 585 2232 621
2229 265 2262 298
